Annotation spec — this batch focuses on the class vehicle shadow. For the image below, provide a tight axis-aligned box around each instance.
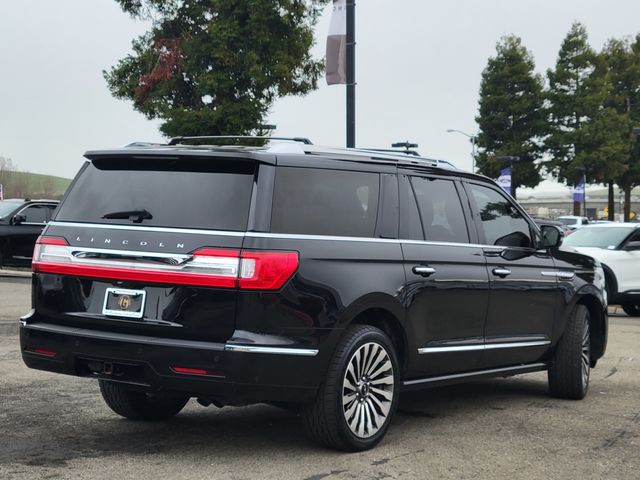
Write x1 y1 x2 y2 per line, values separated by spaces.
2 376 551 468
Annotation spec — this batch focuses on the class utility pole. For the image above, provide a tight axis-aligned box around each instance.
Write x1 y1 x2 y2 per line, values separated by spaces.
346 0 355 148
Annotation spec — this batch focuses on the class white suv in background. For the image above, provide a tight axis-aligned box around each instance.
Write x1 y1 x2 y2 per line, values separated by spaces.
557 215 590 231
563 223 640 315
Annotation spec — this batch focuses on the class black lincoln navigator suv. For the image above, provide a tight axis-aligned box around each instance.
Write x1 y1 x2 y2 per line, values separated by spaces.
20 138 608 451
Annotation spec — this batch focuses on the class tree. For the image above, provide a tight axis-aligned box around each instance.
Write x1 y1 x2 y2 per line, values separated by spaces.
546 22 628 216
475 35 546 198
603 36 640 221
105 0 329 138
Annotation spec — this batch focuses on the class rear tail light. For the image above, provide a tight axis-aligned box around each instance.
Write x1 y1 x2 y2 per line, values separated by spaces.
32 236 298 291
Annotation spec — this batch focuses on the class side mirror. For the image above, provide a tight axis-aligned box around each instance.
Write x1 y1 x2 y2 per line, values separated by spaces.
12 213 26 225
540 225 562 249
623 241 640 251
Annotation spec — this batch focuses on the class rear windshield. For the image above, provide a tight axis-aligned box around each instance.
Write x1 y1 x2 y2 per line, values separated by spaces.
55 158 255 231
0 201 21 220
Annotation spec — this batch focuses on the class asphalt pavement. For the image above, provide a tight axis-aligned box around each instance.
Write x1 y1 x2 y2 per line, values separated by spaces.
0 277 638 479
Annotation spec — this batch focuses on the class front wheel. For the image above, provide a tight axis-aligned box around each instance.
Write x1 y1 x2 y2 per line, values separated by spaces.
301 325 400 451
621 302 640 317
548 305 591 400
99 380 189 421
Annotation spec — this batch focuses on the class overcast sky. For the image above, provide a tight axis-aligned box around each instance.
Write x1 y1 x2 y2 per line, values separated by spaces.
2 1 640 192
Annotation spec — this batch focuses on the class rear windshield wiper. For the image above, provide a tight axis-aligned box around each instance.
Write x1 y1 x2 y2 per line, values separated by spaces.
101 209 153 223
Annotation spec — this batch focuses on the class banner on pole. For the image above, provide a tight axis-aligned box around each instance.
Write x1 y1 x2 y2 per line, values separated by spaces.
326 0 347 85
573 177 585 203
498 167 511 194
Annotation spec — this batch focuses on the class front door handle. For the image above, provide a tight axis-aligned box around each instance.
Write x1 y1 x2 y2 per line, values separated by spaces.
413 266 436 277
492 268 512 278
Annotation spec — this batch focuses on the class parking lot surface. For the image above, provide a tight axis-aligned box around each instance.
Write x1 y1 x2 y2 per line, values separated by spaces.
1 277 638 480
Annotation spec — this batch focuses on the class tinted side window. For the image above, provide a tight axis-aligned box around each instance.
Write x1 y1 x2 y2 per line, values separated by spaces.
22 205 48 224
271 167 380 237
467 183 532 248
410 177 469 243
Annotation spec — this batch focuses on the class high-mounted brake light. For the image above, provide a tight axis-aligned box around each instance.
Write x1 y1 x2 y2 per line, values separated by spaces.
32 236 298 291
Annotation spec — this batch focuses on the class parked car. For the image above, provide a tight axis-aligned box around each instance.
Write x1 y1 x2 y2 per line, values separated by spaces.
562 223 640 315
532 217 572 237
557 215 590 231
21 138 607 451
0 198 59 267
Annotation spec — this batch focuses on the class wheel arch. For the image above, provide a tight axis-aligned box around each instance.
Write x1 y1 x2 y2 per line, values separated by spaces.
340 295 408 374
601 263 618 301
577 293 607 365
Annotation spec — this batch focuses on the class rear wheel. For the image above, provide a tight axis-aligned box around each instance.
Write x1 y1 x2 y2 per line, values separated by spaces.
99 380 189 421
548 305 591 400
621 302 640 317
301 325 399 451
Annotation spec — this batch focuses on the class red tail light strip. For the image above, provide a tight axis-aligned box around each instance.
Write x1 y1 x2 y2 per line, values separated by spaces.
32 236 298 290
25 347 57 357
170 366 225 377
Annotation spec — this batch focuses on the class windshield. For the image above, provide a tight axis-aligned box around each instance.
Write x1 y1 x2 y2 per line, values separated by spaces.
563 226 636 249
0 201 20 219
558 217 577 226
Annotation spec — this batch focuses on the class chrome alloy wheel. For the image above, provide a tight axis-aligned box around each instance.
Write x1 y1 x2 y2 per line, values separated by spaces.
581 317 591 388
342 342 395 439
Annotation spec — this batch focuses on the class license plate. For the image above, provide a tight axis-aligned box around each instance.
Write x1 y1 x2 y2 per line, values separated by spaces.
102 288 146 319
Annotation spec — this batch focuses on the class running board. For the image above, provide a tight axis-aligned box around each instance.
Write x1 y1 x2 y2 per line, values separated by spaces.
402 363 548 390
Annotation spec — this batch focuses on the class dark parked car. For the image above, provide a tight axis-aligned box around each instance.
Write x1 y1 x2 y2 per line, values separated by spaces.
0 198 58 267
20 139 607 451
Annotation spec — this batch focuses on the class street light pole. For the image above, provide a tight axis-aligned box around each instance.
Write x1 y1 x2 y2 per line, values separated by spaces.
446 129 477 173
346 0 356 148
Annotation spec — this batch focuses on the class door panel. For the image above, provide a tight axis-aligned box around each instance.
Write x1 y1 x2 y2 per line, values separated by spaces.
399 173 489 377
402 242 489 376
7 205 48 263
464 182 559 368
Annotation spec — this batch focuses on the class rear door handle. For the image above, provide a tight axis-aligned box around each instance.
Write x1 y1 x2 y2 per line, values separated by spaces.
492 268 511 278
413 266 436 277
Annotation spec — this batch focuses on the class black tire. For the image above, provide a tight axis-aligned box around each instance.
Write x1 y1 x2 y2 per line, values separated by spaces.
301 325 400 451
548 304 591 400
99 380 189 421
621 302 640 317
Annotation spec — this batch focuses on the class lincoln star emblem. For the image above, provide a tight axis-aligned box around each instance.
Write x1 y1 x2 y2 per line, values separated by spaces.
118 295 132 310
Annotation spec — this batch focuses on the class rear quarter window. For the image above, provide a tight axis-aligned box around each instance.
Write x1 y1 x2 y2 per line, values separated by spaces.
271 167 380 237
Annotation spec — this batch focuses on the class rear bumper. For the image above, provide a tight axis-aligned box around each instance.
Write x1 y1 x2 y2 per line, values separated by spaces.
20 319 324 404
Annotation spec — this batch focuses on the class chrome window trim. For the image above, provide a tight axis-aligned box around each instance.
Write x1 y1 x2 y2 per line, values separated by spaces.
418 339 550 354
224 344 319 356
50 221 511 251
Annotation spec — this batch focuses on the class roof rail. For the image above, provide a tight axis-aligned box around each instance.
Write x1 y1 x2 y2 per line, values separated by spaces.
167 135 313 146
357 147 420 157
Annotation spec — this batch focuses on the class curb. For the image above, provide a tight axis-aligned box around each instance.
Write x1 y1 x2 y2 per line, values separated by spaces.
0 269 32 279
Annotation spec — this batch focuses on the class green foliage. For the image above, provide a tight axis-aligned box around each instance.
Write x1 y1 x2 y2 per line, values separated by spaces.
105 0 329 137
603 36 640 190
475 35 546 195
545 22 628 186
